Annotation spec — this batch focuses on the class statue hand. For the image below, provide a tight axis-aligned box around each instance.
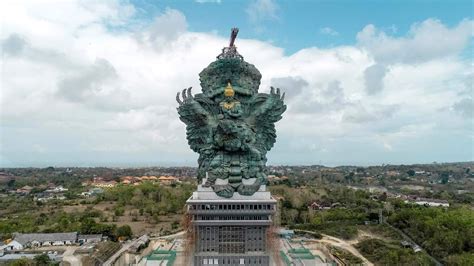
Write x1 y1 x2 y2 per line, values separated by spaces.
176 87 195 105
270 86 285 101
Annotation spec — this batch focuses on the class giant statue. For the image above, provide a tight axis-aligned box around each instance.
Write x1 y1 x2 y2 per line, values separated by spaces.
177 28 286 198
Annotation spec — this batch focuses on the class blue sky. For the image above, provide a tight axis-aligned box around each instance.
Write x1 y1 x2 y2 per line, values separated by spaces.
131 0 473 54
0 0 472 167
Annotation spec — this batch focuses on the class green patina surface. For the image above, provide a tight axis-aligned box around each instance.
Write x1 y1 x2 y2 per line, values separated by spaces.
176 42 286 198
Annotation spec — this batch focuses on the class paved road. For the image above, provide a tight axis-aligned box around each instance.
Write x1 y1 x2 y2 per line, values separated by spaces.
62 247 81 266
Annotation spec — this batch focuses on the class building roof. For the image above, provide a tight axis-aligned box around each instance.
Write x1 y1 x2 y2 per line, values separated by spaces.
414 198 449 204
78 234 102 239
158 176 177 180
14 232 77 245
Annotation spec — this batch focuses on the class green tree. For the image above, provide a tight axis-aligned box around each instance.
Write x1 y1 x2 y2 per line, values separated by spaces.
34 254 52 266
9 258 34 266
116 225 132 239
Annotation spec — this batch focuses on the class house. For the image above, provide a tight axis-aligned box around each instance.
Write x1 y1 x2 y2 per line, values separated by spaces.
3 239 24 251
413 245 422 253
77 234 102 244
400 240 411 248
367 186 388 193
92 180 117 188
12 232 78 248
45 186 68 193
34 193 66 202
81 188 104 197
386 171 400 177
16 186 33 195
158 176 178 185
308 202 322 211
405 198 450 207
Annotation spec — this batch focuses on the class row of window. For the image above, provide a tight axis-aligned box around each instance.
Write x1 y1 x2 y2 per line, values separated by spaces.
199 257 267 265
196 215 269 221
190 204 274 211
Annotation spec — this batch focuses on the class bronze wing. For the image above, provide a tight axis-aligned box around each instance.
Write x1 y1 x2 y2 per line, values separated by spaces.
176 87 218 153
245 87 286 156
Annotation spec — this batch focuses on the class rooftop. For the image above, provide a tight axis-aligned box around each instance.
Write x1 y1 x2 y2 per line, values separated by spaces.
14 232 77 245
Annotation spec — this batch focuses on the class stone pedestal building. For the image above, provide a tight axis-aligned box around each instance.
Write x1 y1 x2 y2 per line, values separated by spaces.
187 182 276 265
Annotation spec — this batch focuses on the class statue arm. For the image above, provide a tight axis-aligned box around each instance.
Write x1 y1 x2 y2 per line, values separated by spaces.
176 87 216 153
246 87 286 153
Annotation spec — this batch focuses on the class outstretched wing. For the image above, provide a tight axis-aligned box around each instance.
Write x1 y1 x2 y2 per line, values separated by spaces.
176 87 217 153
246 87 286 155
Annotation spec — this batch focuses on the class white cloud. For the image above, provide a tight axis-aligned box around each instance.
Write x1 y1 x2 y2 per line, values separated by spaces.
357 18 473 64
0 1 472 166
195 0 221 3
364 64 388 95
453 98 473 118
147 8 188 47
320 27 339 36
246 0 279 23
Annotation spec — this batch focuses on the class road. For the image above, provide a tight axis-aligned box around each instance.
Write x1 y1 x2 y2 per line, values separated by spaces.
319 234 374 266
62 247 81 266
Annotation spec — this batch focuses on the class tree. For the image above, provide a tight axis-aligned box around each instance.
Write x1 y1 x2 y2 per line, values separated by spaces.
34 254 52 266
116 225 132 239
9 258 34 266
407 170 415 177
441 176 449 184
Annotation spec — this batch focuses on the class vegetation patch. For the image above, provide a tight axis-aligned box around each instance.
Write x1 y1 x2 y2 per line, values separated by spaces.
356 239 434 266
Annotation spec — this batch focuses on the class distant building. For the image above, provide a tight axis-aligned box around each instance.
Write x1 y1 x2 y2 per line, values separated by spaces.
158 176 178 185
367 186 388 193
92 180 117 188
386 171 400 177
11 232 78 249
16 186 33 195
308 202 322 211
34 194 66 202
3 240 24 251
405 198 449 207
45 186 68 193
81 188 104 197
78 234 102 244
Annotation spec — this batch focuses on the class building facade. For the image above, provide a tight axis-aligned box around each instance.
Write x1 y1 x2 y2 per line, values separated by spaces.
187 183 276 266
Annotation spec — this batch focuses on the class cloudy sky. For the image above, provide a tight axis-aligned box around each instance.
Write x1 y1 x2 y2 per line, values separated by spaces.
0 0 472 167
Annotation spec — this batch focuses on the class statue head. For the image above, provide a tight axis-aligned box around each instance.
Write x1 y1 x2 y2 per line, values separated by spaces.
199 58 262 98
